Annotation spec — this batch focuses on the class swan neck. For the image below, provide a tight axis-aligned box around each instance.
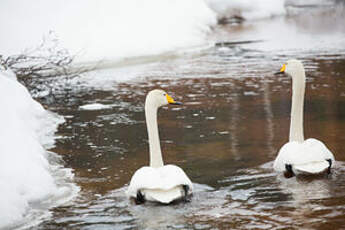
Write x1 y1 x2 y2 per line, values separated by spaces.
289 69 305 143
145 102 164 168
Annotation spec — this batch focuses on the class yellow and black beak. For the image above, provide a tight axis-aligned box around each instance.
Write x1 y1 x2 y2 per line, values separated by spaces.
274 63 286 75
166 94 182 105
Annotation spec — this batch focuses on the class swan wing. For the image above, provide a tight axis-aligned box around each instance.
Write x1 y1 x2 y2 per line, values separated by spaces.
127 165 193 203
293 161 329 174
273 138 335 174
273 141 301 172
141 187 185 204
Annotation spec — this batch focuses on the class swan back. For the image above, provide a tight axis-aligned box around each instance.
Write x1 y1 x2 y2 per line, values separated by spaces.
127 165 193 203
273 138 335 174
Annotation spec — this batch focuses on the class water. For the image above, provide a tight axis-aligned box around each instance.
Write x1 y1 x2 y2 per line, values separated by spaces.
25 3 345 230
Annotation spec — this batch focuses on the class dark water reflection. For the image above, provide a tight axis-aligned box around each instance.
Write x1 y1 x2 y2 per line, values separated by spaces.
33 5 345 229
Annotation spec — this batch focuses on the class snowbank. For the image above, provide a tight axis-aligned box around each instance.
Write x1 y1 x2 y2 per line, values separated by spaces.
0 71 78 228
0 0 286 64
0 0 216 63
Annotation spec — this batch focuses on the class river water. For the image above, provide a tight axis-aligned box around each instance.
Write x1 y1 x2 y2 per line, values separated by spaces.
29 3 345 230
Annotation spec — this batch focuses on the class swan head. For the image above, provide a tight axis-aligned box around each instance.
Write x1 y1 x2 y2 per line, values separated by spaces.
275 59 305 79
146 89 182 108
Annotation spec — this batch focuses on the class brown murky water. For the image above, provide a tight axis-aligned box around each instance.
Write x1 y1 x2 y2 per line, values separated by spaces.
31 3 345 230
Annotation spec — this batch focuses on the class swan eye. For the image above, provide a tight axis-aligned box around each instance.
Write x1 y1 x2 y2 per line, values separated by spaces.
163 93 166 96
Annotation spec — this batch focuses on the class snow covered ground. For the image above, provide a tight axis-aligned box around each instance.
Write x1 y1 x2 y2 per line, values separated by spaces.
0 69 78 229
0 0 285 64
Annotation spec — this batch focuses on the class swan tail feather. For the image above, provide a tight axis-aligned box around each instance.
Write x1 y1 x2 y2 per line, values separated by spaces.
293 160 330 175
142 186 186 204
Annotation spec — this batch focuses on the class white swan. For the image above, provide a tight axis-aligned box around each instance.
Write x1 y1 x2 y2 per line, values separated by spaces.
126 89 193 204
273 59 335 177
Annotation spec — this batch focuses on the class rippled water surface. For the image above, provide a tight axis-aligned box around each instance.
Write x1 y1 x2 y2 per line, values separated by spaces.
30 3 345 230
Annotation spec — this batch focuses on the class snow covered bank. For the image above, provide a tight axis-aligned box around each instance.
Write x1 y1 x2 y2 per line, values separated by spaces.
0 0 216 63
0 70 78 228
0 0 287 65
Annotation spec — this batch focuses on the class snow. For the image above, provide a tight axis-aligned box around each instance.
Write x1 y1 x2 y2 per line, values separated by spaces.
0 0 287 64
0 0 217 63
0 70 78 228
0 66 17 81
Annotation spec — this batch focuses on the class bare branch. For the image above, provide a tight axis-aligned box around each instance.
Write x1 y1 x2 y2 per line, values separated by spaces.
0 31 78 79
